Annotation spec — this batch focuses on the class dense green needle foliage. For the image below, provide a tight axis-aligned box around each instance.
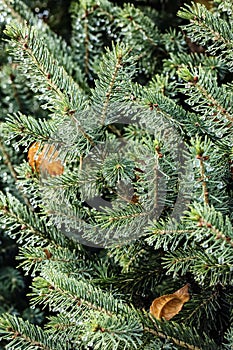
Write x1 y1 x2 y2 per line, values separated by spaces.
0 0 232 349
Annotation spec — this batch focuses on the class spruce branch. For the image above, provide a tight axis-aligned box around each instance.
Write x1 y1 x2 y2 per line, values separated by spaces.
4 112 56 145
138 87 198 135
186 203 233 248
143 314 217 350
119 4 160 49
1 0 83 80
0 191 67 247
91 43 137 125
189 136 230 212
17 245 93 277
70 0 117 79
144 327 201 350
178 66 233 127
4 22 86 117
163 52 228 80
0 1 233 348
30 269 136 319
100 51 125 125
178 2 233 70
0 313 69 350
146 220 196 251
223 326 233 349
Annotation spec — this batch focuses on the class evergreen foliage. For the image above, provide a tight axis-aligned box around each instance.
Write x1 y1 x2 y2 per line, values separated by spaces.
0 0 232 349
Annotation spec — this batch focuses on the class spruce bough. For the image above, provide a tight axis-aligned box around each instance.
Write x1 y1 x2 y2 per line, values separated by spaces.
0 0 232 349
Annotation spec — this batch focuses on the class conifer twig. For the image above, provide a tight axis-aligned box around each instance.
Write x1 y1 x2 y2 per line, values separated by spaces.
194 82 233 124
144 327 201 350
100 53 123 125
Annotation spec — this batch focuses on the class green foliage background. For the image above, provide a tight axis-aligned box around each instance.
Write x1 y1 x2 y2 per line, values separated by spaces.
0 0 232 349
